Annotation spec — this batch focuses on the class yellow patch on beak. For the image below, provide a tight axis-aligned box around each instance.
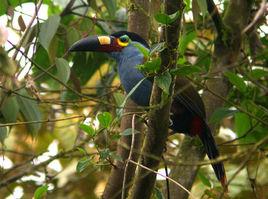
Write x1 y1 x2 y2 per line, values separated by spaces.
98 36 111 45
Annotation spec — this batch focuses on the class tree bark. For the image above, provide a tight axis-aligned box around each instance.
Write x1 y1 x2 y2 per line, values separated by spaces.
167 1 253 198
129 1 184 198
102 1 149 198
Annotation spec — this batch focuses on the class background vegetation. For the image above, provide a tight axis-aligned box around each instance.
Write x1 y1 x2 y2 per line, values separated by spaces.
0 0 267 198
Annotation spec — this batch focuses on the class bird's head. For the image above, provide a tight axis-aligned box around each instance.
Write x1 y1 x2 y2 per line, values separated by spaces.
69 31 150 60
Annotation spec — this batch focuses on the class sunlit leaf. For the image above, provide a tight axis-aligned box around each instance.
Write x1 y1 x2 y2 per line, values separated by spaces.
133 43 150 57
97 112 112 128
34 184 48 199
80 123 96 136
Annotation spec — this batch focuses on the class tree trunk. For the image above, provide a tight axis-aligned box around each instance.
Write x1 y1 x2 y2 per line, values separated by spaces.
129 1 184 198
102 0 149 198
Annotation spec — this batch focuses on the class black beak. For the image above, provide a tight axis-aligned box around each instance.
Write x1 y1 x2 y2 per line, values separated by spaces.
69 36 101 52
69 35 120 53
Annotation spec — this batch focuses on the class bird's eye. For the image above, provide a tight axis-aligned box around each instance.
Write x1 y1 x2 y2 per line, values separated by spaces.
119 35 129 43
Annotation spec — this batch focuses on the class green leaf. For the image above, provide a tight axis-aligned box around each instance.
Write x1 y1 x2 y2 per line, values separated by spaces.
198 171 212 187
0 48 17 76
155 71 172 94
224 71 247 93
137 58 161 73
72 52 106 85
16 89 42 135
97 112 112 128
150 42 166 55
110 152 123 162
153 187 165 199
79 123 96 136
102 0 117 17
113 92 125 106
120 128 140 136
76 147 87 155
133 43 150 58
0 0 8 16
249 69 268 79
0 126 8 144
1 96 19 122
55 58 70 84
196 0 208 16
66 27 81 47
99 148 111 160
179 31 197 54
171 65 201 76
234 112 251 137
39 15 60 51
210 107 238 124
183 0 191 11
76 157 91 173
34 184 48 199
154 11 181 25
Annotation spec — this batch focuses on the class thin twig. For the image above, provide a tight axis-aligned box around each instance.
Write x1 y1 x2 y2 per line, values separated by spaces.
242 0 268 34
121 114 136 199
12 0 43 60
0 115 84 128
128 159 197 199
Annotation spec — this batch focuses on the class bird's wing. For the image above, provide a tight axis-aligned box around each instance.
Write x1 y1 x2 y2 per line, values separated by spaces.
174 77 207 119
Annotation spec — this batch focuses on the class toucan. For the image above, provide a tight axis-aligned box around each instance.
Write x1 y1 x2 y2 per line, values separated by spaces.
69 31 227 187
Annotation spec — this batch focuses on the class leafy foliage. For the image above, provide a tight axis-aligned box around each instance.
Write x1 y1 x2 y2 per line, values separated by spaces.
0 0 267 198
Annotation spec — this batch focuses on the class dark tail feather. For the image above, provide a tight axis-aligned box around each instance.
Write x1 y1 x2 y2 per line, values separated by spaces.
199 124 228 190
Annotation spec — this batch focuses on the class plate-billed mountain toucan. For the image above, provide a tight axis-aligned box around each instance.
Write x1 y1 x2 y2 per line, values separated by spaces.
69 31 227 188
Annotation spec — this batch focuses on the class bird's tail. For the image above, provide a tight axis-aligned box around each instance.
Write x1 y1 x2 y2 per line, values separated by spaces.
199 124 227 190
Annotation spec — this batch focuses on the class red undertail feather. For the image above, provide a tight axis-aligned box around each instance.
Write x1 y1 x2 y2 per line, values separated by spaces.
190 116 202 136
220 174 228 192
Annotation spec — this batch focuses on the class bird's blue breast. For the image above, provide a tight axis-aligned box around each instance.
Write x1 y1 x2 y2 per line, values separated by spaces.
110 45 152 106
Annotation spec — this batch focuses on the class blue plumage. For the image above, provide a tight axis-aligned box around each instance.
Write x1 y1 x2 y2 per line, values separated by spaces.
110 43 152 106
